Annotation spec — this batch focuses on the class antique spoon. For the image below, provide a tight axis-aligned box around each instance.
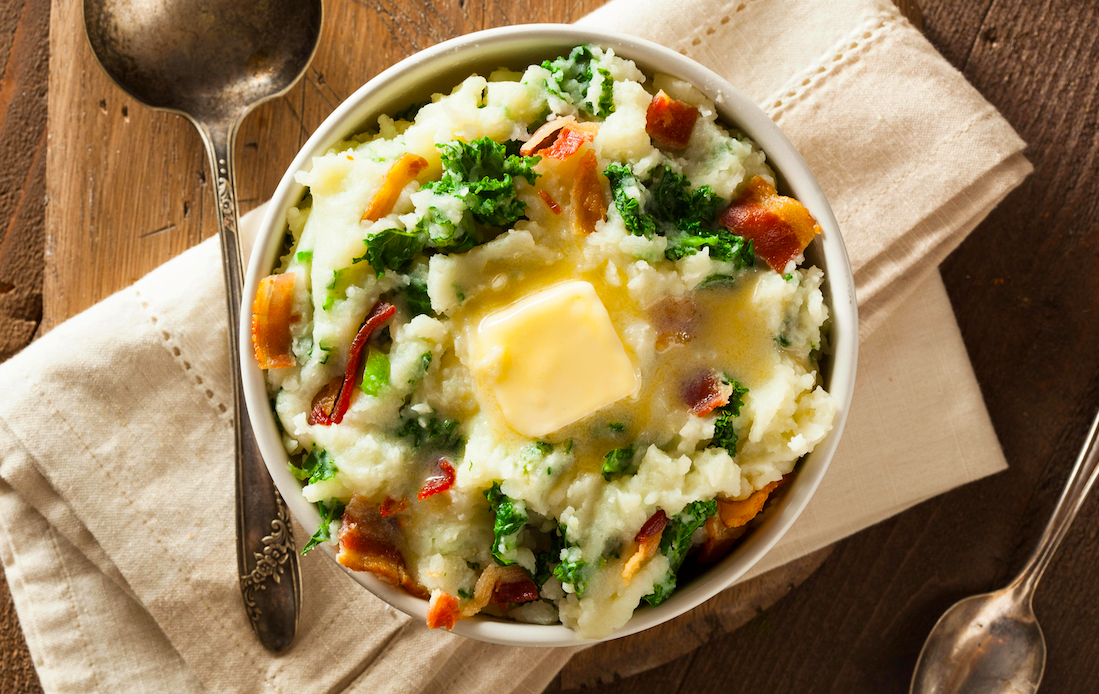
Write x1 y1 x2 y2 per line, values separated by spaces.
911 408 1099 693
83 0 323 652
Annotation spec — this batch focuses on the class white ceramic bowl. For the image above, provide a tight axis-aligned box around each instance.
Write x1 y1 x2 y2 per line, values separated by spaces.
240 24 858 647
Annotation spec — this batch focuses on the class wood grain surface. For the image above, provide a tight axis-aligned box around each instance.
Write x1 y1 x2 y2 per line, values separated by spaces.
1 0 1098 693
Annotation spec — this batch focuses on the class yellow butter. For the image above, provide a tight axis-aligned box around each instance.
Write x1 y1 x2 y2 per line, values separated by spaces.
472 281 640 438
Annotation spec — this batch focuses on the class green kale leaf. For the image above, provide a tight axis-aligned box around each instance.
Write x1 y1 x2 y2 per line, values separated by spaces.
643 500 718 606
395 412 464 453
360 227 425 277
711 379 749 453
301 498 345 555
541 45 615 118
357 347 390 396
485 481 527 566
601 445 636 481
291 447 339 486
405 275 434 317
604 163 656 237
423 138 541 229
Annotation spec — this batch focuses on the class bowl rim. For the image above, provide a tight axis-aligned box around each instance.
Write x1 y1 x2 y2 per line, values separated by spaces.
240 23 858 647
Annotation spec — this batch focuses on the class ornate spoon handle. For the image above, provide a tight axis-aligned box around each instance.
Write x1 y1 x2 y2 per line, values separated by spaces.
201 118 302 653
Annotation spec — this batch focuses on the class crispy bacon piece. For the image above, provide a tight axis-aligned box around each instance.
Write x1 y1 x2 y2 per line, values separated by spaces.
362 153 429 222
418 459 456 500
646 90 700 149
717 479 783 529
649 295 700 350
379 496 408 517
307 377 342 425
338 495 427 598
444 564 541 627
623 510 668 585
427 590 462 630
543 124 597 160
251 273 297 369
310 301 395 426
698 515 748 563
520 117 599 159
720 176 822 273
682 371 734 416
537 189 563 215
571 150 607 234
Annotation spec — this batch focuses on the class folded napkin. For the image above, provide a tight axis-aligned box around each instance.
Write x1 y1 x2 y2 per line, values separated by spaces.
0 0 1029 691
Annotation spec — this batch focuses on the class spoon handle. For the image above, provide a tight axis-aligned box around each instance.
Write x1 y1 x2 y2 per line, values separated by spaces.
200 120 302 652
1010 408 1099 598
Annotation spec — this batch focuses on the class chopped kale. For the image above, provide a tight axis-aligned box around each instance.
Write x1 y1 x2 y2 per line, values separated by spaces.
295 250 313 262
301 498 345 555
608 422 626 433
643 500 718 606
553 548 590 596
396 413 464 453
290 447 339 486
711 379 749 453
413 205 479 252
601 445 635 481
423 138 541 229
407 351 433 385
604 163 655 237
357 348 390 396
457 588 473 600
775 335 792 348
405 276 434 317
360 227 425 277
541 45 615 118
485 482 527 566
646 166 720 231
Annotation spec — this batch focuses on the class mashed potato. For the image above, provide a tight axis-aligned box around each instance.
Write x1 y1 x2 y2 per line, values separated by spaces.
256 45 836 639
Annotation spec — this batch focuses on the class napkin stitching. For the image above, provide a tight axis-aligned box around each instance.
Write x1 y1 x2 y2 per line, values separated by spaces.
133 289 231 422
669 0 764 53
43 524 102 693
764 11 899 119
19 376 285 694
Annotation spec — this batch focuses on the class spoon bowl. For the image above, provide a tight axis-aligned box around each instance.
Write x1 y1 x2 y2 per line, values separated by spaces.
84 0 321 126
83 0 323 653
911 409 1099 693
912 588 1044 694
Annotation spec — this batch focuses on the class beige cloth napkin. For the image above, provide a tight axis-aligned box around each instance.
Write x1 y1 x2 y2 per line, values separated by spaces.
0 0 1030 690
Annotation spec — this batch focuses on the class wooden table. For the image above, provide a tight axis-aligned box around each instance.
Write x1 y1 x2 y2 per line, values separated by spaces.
2 0 1098 692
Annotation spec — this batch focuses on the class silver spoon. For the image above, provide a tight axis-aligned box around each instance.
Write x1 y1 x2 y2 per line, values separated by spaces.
911 408 1099 693
83 0 323 652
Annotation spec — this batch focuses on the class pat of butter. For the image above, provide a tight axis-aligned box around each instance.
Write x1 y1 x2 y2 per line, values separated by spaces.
472 281 639 438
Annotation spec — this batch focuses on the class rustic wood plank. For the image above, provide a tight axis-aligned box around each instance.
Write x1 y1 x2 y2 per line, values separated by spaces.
0 0 48 690
0 0 47 363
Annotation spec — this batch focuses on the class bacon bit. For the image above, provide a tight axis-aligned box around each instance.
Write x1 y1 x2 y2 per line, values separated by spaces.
720 176 822 273
698 514 748 564
682 371 734 416
623 510 668 585
361 153 429 222
338 495 427 598
311 301 396 426
646 90 700 149
453 564 540 624
571 150 607 234
543 125 597 160
418 459 456 500
307 376 342 425
521 118 571 156
537 189 563 215
649 295 700 350
427 590 461 630
717 479 783 529
251 273 297 369
379 496 409 517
